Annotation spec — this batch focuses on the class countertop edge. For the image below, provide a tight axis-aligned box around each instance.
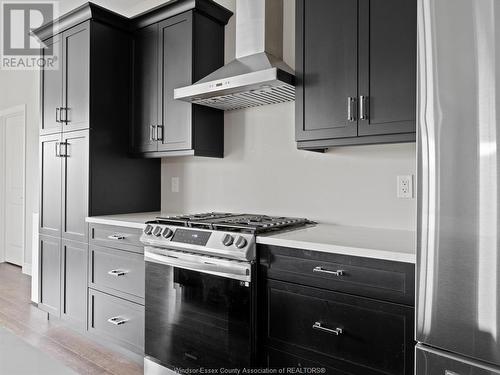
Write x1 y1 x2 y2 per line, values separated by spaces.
255 236 416 264
85 217 147 229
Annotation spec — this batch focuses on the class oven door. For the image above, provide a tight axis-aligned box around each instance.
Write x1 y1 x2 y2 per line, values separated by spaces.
144 247 254 371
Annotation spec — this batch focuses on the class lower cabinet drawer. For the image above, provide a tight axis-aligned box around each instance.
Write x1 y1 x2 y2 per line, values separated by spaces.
90 224 143 253
264 280 414 375
265 347 353 375
89 245 145 302
88 289 144 353
259 245 415 306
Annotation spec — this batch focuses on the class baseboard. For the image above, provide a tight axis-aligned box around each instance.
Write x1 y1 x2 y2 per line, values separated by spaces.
22 263 32 276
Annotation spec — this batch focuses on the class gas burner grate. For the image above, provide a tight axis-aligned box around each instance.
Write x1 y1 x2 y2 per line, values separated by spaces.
150 213 312 234
155 212 234 227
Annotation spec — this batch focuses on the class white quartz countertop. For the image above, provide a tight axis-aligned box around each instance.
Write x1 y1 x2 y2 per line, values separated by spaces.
256 224 416 263
86 214 416 263
86 212 162 229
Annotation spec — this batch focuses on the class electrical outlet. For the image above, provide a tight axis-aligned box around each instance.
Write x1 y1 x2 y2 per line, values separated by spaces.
397 175 413 199
171 177 179 193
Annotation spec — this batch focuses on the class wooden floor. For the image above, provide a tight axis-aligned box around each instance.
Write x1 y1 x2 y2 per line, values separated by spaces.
0 263 143 375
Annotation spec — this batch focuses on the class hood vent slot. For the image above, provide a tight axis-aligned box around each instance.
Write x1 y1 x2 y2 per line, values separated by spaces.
190 83 294 111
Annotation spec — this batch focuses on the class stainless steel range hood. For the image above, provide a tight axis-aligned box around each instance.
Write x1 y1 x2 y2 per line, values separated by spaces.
174 0 294 111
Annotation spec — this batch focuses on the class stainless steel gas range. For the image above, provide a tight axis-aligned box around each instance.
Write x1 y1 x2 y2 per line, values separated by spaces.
141 213 310 374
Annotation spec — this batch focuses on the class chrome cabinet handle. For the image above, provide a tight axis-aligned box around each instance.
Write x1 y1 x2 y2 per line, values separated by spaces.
107 316 129 325
184 352 198 361
107 234 126 240
55 142 61 157
156 125 163 142
107 269 128 277
312 322 343 335
313 266 344 276
59 142 68 157
150 125 156 141
347 97 357 122
56 108 61 123
359 96 369 120
61 107 69 123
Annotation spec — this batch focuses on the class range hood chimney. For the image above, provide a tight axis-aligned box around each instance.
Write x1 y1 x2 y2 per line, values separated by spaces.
174 0 294 111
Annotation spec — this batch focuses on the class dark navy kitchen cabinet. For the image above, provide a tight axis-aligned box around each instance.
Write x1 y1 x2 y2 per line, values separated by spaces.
258 244 415 374
131 2 232 157
35 3 160 328
296 0 417 150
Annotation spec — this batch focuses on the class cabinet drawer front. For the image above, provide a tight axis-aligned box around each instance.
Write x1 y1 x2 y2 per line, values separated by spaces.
89 246 145 301
265 347 353 375
260 245 414 305
265 280 414 375
90 224 143 252
88 289 144 353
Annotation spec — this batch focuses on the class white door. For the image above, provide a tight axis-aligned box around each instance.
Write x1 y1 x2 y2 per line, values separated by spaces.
2 111 24 266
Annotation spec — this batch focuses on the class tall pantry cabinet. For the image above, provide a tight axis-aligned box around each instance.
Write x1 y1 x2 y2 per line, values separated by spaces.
35 4 160 327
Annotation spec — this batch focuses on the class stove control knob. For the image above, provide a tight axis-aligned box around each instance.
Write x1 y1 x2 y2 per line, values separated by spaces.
144 225 153 235
153 226 162 237
235 236 247 249
162 228 173 239
222 234 234 246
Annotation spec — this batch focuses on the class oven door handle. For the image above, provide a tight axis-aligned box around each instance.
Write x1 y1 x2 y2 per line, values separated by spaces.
144 247 251 283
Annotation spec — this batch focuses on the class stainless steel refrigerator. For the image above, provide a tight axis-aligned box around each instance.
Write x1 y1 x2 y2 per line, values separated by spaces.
417 0 500 373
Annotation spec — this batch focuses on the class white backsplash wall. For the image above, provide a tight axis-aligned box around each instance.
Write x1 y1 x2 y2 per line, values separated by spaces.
161 0 417 231
161 104 416 230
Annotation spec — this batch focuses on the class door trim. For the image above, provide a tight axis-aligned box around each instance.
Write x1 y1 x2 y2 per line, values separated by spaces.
0 105 27 272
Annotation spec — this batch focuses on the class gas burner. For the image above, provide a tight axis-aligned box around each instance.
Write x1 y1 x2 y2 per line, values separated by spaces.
155 212 234 226
149 213 312 234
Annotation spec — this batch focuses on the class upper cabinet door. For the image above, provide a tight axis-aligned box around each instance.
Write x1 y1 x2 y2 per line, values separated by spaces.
357 0 417 136
41 35 63 135
296 0 358 142
62 23 90 133
61 130 89 243
133 24 159 153
157 14 193 152
39 134 62 237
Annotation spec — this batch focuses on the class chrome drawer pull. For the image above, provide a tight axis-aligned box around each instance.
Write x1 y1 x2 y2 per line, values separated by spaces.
313 266 344 276
107 316 129 325
312 322 343 335
107 234 126 240
107 269 129 277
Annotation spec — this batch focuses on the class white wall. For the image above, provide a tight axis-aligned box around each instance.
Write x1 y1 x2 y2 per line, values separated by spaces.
161 0 417 230
0 70 38 270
